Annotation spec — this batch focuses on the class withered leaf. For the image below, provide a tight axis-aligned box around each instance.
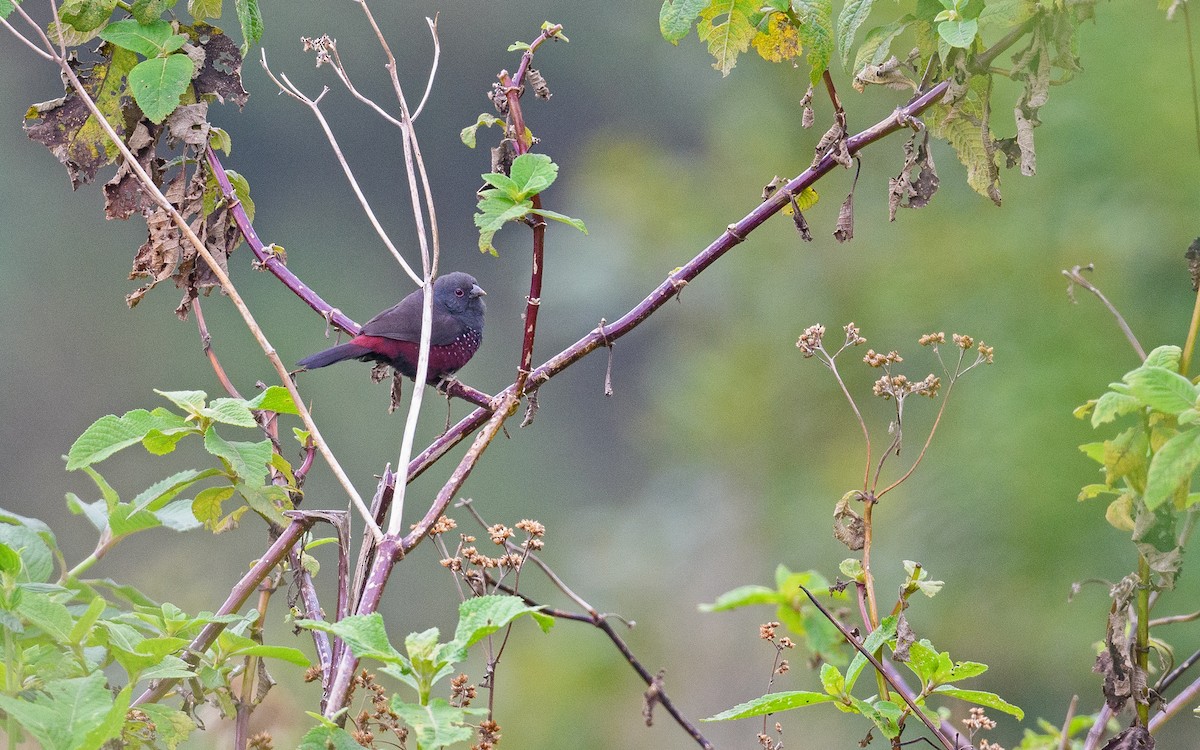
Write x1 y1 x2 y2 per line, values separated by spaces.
800 83 814 129
166 102 210 148
24 47 140 187
812 114 851 170
104 121 162 220
790 193 812 242
834 191 854 243
526 67 551 100
1099 726 1153 750
852 55 916 94
189 22 249 108
389 371 404 414
892 612 915 662
833 496 865 550
1186 237 1200 291
128 169 189 307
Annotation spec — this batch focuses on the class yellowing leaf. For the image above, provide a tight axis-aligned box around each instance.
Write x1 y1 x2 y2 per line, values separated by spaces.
697 0 756 76
752 12 800 63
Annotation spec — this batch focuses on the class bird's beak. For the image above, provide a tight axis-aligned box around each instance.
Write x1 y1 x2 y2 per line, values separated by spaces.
470 284 487 298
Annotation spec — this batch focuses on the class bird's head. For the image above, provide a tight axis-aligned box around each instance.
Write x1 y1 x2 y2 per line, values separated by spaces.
434 272 486 321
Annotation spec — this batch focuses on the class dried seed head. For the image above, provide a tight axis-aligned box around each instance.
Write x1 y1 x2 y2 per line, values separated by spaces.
797 324 826 356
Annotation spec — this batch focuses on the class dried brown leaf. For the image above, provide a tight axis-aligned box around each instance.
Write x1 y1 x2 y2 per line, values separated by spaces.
833 191 853 243
833 496 865 550
189 23 249 108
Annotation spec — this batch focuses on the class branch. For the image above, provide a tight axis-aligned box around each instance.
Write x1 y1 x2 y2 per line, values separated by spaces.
1062 264 1146 361
133 515 315 707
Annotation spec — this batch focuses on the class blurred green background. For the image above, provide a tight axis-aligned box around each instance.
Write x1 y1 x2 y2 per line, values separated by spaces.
2 2 1198 748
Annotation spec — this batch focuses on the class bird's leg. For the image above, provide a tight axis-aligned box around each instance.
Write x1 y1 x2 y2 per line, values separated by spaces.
435 376 459 434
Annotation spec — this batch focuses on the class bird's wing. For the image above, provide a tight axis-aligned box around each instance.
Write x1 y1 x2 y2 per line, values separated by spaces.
360 290 464 346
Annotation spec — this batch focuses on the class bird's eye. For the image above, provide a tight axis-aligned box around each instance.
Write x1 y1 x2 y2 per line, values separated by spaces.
454 288 465 297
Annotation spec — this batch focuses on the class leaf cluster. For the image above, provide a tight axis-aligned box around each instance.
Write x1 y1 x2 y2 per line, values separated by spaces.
0 508 306 749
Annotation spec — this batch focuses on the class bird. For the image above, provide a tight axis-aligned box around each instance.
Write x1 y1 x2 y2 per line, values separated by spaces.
297 272 486 384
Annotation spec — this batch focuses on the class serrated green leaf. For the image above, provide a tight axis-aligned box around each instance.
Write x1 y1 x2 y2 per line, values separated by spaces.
247 386 300 415
67 409 183 470
0 672 123 750
0 0 20 20
1103 427 1149 489
1091 390 1143 427
904 639 940 683
697 0 757 75
0 542 20 574
0 523 54 584
836 0 876 68
59 0 118 33
852 696 902 738
14 587 74 643
1145 345 1183 371
1144 427 1200 510
203 398 257 427
155 389 207 415
928 73 1000 204
138 704 196 749
453 594 552 650
937 18 977 47
660 0 710 43
204 427 270 484
298 725 364 750
704 690 837 720
530 207 588 234
191 485 235 526
845 615 896 691
1124 365 1198 416
234 0 262 54
936 659 988 683
793 0 834 84
297 613 405 665
699 584 780 611
480 171 523 199
510 152 560 197
99 18 185 56
128 53 194 124
130 468 220 514
820 661 846 695
228 643 311 665
391 698 482 748
187 0 221 20
130 0 176 25
237 482 290 527
932 685 1024 719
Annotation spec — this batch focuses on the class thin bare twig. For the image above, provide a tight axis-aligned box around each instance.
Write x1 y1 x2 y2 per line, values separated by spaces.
259 51 421 286
1062 264 1146 361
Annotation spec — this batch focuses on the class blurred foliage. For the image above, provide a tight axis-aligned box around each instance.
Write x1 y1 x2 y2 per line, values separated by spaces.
1 0 1199 748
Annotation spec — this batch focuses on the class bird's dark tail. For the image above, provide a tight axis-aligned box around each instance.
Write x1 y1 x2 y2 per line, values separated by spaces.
296 342 372 370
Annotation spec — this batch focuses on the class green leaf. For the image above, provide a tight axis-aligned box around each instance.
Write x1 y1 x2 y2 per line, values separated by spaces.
138 703 196 749
0 672 122 750
530 207 588 234
98 18 186 56
1091 390 1143 427
131 469 219 514
1124 366 1198 416
697 0 757 76
0 0 19 20
247 386 300 415
155 389 208 416
59 0 118 33
820 662 845 695
391 698 482 748
793 0 834 84
203 427 271 484
845 615 897 691
510 153 560 197
14 587 75 643
1145 345 1183 371
935 659 988 683
234 0 262 54
192 485 235 527
453 594 553 649
0 523 55 583
237 482 291 527
128 53 195 124
928 73 1000 204
1144 427 1200 510
836 0 875 68
297 613 405 665
67 409 183 470
0 542 20 574
130 0 177 25
203 398 257 427
480 171 523 200
660 0 710 43
187 0 222 20
932 685 1024 719
460 112 505 148
904 639 940 683
937 18 977 48
228 643 311 665
704 690 837 720
298 725 364 750
699 584 779 611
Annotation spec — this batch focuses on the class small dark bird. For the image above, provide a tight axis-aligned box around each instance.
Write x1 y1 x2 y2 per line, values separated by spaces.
297 272 486 383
